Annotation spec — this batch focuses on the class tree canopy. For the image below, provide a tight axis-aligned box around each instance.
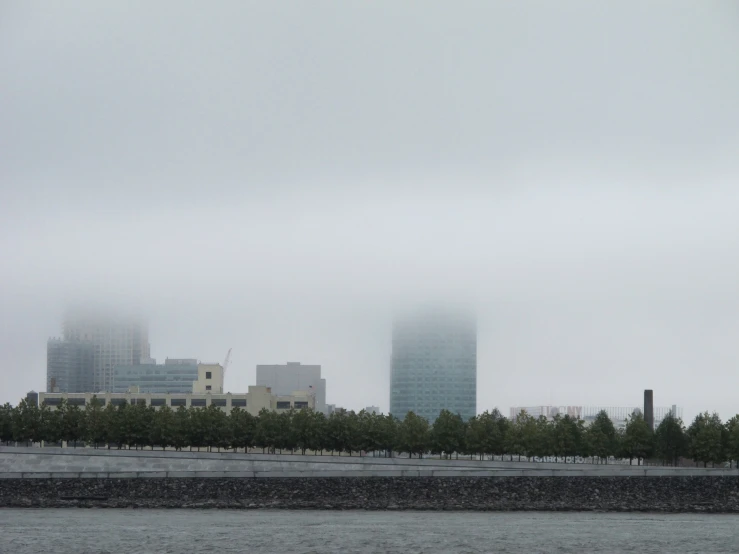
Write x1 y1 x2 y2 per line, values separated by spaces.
0 398 735 467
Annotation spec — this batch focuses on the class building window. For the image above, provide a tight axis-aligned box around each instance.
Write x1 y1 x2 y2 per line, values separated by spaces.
211 398 227 407
206 372 212 379
294 401 308 409
191 398 206 407
171 398 186 407
276 401 291 410
151 398 166 407
206 385 211 391
231 398 246 407
111 398 127 406
43 397 61 406
68 398 86 406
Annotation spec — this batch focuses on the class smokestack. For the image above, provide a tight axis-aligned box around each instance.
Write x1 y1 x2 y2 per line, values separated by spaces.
644 389 654 431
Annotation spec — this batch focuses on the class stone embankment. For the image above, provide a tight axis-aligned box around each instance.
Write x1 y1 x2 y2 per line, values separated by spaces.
2 476 739 511
2 447 738 511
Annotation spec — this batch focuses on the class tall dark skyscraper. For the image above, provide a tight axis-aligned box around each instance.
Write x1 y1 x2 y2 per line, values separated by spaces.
390 309 477 422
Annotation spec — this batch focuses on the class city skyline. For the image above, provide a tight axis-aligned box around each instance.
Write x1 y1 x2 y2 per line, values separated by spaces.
21 303 737 423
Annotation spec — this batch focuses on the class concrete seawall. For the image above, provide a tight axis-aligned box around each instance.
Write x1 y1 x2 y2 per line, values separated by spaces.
2 447 736 478
3 447 738 511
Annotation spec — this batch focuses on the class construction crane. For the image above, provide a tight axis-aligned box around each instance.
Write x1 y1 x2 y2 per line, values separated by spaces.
222 348 232 378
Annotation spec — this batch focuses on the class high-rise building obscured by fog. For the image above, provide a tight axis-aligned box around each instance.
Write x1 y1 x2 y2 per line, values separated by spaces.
46 338 94 393
390 309 477 422
53 309 150 392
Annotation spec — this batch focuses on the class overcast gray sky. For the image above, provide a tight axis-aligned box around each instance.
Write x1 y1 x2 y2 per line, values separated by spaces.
2 1 739 422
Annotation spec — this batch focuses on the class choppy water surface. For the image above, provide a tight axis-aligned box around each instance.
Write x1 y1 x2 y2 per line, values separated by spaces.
2 509 738 553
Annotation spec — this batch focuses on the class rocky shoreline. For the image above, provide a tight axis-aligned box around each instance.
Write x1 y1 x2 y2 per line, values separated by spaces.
2 476 739 512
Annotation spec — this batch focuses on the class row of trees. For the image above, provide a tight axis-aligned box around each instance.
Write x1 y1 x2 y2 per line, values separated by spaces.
2 398 739 467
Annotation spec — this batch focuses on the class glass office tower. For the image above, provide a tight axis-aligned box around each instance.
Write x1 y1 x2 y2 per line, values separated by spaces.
390 309 477 422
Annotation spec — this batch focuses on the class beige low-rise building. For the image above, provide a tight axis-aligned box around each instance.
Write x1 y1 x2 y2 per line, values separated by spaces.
38 385 315 416
192 363 224 394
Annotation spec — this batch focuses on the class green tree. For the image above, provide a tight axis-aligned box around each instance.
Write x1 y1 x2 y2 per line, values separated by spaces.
653 413 687 466
85 397 107 448
622 412 653 465
12 399 41 446
727 416 739 469
430 409 466 459
355 411 381 455
103 402 124 449
491 409 511 459
188 408 208 451
396 411 429 458
200 404 229 451
39 401 62 446
229 407 257 452
551 414 584 462
377 414 399 458
171 405 191 451
505 411 527 461
0 404 13 445
465 414 486 460
465 409 509 460
586 410 618 464
343 411 364 456
150 405 175 450
275 410 297 454
308 411 327 454
687 412 724 468
518 412 541 461
121 401 153 449
324 411 351 455
530 416 553 460
292 408 322 455
254 409 281 453
63 404 86 447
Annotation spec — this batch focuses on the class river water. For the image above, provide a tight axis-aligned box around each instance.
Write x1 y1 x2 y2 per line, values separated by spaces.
2 509 738 553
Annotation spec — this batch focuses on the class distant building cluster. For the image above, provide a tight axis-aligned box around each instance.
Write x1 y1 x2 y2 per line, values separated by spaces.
44 310 324 416
42 306 673 426
40 385 316 416
42 305 479 422
509 404 682 430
